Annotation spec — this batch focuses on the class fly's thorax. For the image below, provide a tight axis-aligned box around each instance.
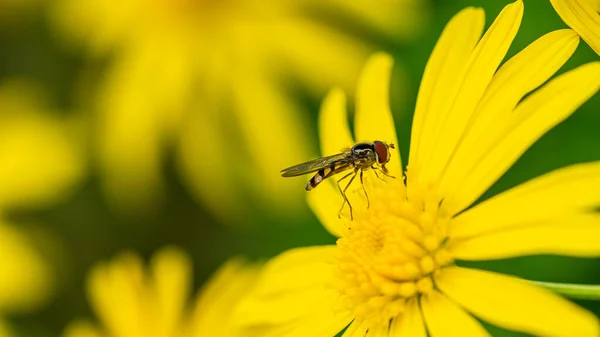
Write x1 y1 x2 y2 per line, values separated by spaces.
351 143 378 169
333 178 454 326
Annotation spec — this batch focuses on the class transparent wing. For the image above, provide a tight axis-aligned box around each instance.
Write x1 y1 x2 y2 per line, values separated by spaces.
281 153 351 177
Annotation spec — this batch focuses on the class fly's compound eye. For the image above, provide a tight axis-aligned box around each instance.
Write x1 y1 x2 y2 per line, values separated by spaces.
373 141 389 164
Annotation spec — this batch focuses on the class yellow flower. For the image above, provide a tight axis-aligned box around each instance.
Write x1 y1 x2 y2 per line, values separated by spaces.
550 0 600 55
235 1 600 336
0 80 84 334
62 247 261 337
50 0 428 220
0 223 53 335
0 0 44 27
0 81 84 209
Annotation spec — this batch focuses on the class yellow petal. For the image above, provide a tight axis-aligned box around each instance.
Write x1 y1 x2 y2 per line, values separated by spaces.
150 247 191 337
551 0 600 55
305 0 428 42
437 266 600 337
422 0 523 183
420 290 491 337
451 161 600 238
438 29 580 197
0 222 53 313
450 213 600 260
251 246 337 296
231 69 313 211
341 320 368 337
361 324 389 337
191 258 260 337
235 282 351 336
176 100 253 225
446 62 600 215
97 55 170 216
583 0 600 12
86 252 145 337
258 307 351 337
340 322 363 337
310 87 361 236
319 88 354 157
62 320 104 337
409 7 485 173
271 17 370 95
389 298 426 337
0 82 84 209
307 181 345 237
354 52 402 177
234 246 345 328
0 318 12 337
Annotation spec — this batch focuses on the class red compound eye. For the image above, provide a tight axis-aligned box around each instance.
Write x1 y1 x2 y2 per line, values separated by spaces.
373 141 389 164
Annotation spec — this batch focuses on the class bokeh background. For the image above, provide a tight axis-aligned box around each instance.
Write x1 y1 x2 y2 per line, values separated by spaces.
0 0 598 336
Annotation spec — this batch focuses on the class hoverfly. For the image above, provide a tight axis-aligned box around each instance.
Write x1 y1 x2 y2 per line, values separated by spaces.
281 140 395 220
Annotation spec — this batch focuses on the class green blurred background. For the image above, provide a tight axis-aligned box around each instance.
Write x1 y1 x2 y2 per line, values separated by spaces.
0 0 598 336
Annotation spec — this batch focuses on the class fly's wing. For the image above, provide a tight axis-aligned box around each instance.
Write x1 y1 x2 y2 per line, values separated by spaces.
281 153 351 177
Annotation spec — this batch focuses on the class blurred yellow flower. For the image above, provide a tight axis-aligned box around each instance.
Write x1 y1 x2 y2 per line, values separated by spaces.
0 0 44 26
188 257 261 337
0 83 84 210
0 223 53 326
62 247 261 337
50 0 428 221
235 1 600 336
550 0 600 55
0 80 84 333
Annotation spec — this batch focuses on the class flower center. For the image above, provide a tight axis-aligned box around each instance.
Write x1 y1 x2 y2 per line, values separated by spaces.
333 176 453 325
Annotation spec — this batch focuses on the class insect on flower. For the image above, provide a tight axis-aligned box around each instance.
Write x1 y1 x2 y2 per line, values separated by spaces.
281 140 395 220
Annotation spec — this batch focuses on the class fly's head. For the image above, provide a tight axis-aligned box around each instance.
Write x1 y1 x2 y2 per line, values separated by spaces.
373 141 395 173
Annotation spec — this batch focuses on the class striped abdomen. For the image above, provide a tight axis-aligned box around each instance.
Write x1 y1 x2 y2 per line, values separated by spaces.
306 163 350 191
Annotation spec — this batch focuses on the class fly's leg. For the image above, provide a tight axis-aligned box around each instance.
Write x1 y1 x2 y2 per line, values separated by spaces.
372 166 387 182
381 164 396 179
373 165 395 180
337 169 358 220
360 170 369 209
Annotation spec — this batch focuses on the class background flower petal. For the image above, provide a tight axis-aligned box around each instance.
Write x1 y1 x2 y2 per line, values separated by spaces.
421 290 491 337
408 7 485 175
304 0 428 42
0 319 9 337
354 52 402 177
62 321 104 337
320 88 355 157
551 0 600 55
86 252 146 337
451 161 600 238
176 99 254 224
0 83 84 209
437 266 600 337
190 258 261 337
231 70 314 213
450 213 600 260
271 18 371 95
150 247 191 337
0 223 53 313
445 61 600 215
438 29 580 198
